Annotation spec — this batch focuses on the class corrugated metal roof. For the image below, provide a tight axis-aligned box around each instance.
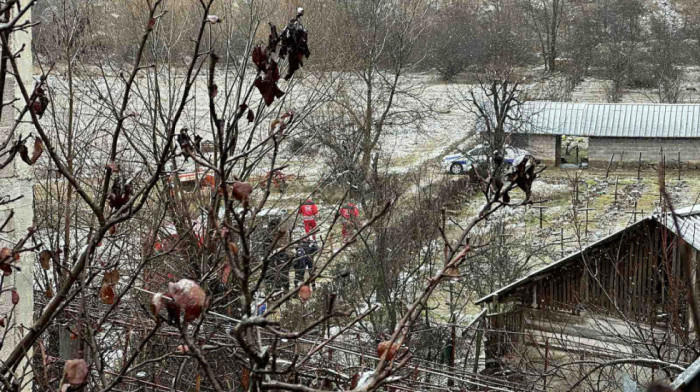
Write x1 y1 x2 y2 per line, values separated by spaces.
672 355 700 390
476 206 700 305
522 102 700 138
658 205 700 249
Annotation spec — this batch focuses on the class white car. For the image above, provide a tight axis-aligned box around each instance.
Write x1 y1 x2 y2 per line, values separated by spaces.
443 144 529 174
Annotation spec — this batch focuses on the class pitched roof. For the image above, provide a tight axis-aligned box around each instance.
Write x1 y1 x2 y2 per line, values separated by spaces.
658 205 700 249
475 218 650 305
522 102 700 138
672 355 700 390
476 206 700 305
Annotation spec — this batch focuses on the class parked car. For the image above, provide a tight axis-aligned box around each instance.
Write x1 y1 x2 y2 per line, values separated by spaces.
442 144 529 174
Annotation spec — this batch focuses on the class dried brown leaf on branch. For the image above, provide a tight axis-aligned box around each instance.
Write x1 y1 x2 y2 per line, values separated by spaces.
238 103 248 117
175 345 190 354
219 263 231 284
252 45 268 72
99 283 115 305
299 285 312 301
0 247 11 262
11 289 19 305
177 130 194 160
251 13 311 106
279 14 311 80
105 161 120 172
232 182 253 204
99 269 119 304
31 87 49 118
39 250 51 270
377 340 399 361
227 241 239 256
107 176 133 210
63 359 89 386
105 269 119 285
241 368 250 390
16 137 43 165
350 373 361 389
168 279 207 322
150 292 164 318
254 75 285 107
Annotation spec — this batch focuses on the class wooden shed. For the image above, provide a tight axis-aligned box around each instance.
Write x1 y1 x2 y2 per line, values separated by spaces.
476 206 700 385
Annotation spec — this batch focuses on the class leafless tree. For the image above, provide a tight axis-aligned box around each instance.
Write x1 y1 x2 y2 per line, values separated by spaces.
322 0 432 183
0 1 553 392
597 0 646 102
523 0 566 72
646 15 685 103
454 68 529 168
426 0 483 81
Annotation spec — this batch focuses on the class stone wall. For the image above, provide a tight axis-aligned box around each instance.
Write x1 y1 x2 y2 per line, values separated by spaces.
588 137 700 164
0 8 34 390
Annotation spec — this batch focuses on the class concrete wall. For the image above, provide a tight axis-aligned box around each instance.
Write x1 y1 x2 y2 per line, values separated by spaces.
510 133 558 162
589 137 700 164
0 8 34 390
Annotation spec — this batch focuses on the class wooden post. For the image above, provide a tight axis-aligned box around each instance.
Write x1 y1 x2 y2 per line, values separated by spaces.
605 153 615 178
448 321 456 387
561 228 565 258
638 152 642 181
578 202 595 240
614 176 619 204
678 150 682 182
660 154 666 207
472 320 483 374
626 201 639 222
575 145 579 165
533 206 548 229
543 337 550 390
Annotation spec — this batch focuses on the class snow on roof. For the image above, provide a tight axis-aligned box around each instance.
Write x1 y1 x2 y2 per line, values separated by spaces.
521 102 700 138
657 206 700 250
672 355 700 390
476 205 700 305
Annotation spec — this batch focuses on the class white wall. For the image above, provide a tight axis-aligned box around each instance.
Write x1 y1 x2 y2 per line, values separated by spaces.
0 6 34 390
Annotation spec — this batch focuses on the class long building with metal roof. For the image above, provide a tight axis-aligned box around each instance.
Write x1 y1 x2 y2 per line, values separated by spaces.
523 102 700 138
513 102 700 165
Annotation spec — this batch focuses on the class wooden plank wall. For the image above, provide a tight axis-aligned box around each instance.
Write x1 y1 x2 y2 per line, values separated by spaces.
493 220 692 334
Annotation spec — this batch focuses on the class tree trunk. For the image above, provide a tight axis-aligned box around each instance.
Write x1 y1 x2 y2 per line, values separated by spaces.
361 74 374 178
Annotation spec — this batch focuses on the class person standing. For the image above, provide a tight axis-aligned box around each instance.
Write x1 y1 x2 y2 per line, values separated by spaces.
294 240 319 288
299 199 319 240
340 202 360 242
